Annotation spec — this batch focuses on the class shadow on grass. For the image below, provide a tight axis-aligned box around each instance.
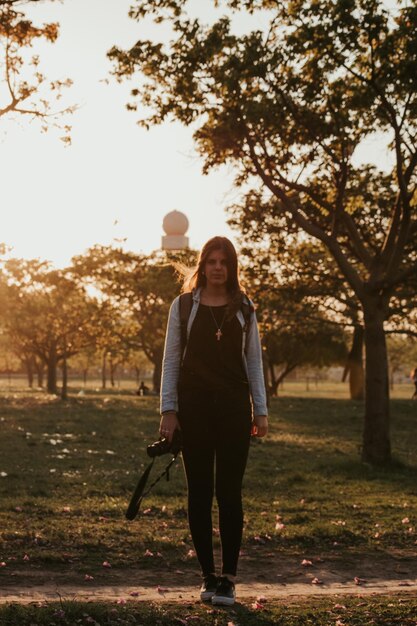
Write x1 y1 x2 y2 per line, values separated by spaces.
1 393 416 587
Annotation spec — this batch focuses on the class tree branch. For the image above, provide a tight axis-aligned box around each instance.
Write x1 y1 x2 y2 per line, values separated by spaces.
244 129 365 297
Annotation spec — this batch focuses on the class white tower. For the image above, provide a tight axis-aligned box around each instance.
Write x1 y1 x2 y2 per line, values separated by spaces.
162 210 189 250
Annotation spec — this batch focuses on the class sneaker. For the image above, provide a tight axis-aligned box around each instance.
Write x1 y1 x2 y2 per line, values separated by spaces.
211 576 236 606
200 574 218 602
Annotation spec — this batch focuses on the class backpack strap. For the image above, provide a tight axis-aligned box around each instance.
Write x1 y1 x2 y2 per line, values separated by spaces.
179 292 193 358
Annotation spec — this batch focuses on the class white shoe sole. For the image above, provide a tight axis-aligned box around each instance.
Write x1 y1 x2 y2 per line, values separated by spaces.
200 591 215 602
211 595 235 606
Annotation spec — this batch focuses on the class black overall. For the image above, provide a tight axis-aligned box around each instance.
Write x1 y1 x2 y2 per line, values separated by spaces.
178 303 252 576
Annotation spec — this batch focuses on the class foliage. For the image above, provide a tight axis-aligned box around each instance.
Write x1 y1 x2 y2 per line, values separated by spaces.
0 259 98 393
72 246 198 390
108 0 417 463
0 0 74 141
387 334 417 384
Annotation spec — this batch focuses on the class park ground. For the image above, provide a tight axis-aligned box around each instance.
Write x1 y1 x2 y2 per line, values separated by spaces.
0 381 416 624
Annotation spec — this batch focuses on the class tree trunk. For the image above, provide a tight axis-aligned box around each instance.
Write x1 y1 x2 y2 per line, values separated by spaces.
342 325 364 400
268 361 276 396
36 361 44 388
362 307 391 464
101 351 107 389
24 357 34 389
61 342 68 401
110 356 116 388
46 349 58 394
271 363 297 396
153 359 162 393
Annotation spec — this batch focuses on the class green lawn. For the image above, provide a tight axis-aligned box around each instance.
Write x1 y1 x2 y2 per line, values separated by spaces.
0 387 416 569
0 385 416 623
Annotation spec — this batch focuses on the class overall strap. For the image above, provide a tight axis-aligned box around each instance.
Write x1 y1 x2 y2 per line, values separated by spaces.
179 292 193 357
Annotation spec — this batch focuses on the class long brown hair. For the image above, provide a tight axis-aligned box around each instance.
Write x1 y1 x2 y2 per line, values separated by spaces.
179 236 245 317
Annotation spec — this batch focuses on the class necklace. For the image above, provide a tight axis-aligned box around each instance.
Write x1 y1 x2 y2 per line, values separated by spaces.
209 306 227 341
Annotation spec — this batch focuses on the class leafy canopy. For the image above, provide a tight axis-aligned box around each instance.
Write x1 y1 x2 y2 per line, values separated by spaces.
109 0 417 310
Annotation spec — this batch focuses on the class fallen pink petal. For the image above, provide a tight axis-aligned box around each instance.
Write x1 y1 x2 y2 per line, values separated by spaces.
354 576 366 585
23 554 30 561
102 561 112 568
402 517 410 524
116 598 127 605
251 600 264 610
84 574 94 581
301 559 313 566
311 577 323 585
130 591 140 597
144 549 154 557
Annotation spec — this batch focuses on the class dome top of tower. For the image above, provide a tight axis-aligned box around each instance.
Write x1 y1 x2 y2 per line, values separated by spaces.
162 210 189 236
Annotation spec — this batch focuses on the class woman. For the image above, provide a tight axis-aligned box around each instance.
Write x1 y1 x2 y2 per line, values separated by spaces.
159 236 268 606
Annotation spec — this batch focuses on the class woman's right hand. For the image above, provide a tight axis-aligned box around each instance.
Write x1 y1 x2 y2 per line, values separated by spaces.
159 412 180 444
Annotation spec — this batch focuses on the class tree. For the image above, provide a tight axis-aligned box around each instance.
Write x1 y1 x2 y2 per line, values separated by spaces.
0 0 74 140
109 0 417 463
386 334 417 391
72 246 197 392
1 259 97 396
262 315 348 395
237 210 364 398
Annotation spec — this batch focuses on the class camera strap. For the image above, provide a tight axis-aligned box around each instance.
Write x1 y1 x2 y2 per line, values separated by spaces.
125 452 180 521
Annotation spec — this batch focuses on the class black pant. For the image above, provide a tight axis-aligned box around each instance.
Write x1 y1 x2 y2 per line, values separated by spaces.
178 386 252 577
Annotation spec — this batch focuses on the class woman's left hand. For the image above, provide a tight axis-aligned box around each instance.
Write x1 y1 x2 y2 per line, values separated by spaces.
251 415 268 438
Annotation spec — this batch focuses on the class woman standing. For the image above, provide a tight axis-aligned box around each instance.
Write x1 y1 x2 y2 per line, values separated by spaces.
159 236 268 606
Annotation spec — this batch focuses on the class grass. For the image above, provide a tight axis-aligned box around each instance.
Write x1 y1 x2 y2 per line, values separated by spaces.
0 386 416 572
0 383 416 623
1 596 417 625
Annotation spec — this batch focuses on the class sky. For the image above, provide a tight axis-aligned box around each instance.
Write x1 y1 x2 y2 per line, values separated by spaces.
0 0 394 269
0 0 244 268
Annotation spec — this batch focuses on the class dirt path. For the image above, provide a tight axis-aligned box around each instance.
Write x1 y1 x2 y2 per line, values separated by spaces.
1 554 417 604
1 579 417 605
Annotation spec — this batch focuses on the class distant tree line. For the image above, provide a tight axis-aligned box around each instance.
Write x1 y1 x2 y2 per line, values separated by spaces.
1 245 415 403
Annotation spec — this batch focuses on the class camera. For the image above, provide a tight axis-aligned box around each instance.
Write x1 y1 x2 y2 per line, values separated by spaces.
147 428 182 458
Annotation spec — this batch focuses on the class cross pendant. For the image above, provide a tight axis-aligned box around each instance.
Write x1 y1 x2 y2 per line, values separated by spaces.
216 329 222 341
